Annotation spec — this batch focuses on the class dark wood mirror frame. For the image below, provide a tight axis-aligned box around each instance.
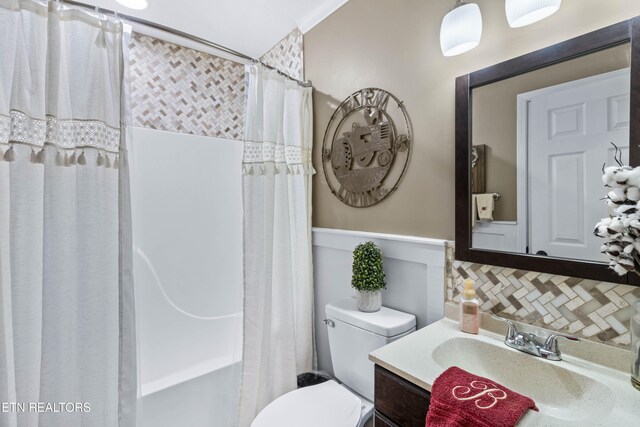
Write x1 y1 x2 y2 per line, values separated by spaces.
455 17 640 285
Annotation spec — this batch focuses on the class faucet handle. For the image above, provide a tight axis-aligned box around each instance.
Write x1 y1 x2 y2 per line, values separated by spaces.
543 333 580 354
541 333 580 360
491 314 518 340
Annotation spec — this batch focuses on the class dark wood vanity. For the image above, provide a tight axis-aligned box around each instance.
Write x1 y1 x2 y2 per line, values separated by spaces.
373 365 431 427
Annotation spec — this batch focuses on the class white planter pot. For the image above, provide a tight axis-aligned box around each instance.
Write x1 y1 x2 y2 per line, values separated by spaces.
355 290 382 312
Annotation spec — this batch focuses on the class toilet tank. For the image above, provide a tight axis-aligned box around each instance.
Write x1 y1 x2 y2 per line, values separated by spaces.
325 298 416 402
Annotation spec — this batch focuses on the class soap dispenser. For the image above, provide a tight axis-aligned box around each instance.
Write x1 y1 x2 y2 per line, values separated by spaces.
459 278 479 334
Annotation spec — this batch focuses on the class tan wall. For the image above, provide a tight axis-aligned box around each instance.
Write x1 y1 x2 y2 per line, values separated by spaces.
305 0 640 239
474 44 630 222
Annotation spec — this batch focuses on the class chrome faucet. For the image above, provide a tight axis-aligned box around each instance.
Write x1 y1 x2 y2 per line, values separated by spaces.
492 315 580 361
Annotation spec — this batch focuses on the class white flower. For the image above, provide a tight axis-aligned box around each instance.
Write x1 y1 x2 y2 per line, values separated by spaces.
612 166 634 185
607 199 621 209
594 218 612 237
611 262 629 276
598 164 640 276
627 169 640 187
616 204 637 216
617 255 635 270
628 187 640 202
608 190 627 204
609 217 625 232
606 244 622 256
603 166 633 186
629 219 640 230
602 166 618 185
613 186 628 199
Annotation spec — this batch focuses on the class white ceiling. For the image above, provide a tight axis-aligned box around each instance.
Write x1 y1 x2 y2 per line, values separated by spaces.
92 0 348 58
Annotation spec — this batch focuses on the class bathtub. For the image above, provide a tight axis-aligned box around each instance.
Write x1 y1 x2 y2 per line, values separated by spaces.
135 249 242 427
130 128 244 427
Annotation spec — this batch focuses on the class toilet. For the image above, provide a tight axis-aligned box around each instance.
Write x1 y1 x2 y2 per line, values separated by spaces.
251 297 416 427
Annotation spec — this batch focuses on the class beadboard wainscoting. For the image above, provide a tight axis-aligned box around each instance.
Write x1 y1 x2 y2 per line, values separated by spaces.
471 221 521 253
312 228 446 376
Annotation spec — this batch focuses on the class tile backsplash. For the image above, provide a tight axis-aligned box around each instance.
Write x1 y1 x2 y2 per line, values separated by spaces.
446 244 640 349
260 28 304 81
129 33 245 139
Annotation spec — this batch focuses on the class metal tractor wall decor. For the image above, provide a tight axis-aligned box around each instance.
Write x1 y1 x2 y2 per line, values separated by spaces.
322 88 412 208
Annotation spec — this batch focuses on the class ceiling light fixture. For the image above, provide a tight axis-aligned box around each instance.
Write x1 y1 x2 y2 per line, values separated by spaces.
440 1 483 57
116 0 148 10
505 0 561 28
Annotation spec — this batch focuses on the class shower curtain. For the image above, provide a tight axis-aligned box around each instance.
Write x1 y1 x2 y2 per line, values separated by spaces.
239 64 314 426
0 1 136 426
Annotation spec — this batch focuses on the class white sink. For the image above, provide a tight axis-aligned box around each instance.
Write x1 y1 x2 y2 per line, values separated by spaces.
369 318 639 426
432 337 614 423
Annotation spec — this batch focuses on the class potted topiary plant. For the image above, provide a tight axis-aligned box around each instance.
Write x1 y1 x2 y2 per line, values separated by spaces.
351 241 386 312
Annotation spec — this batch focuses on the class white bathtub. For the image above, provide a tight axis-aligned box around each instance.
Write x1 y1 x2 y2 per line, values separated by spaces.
130 128 244 427
135 251 242 427
139 360 241 427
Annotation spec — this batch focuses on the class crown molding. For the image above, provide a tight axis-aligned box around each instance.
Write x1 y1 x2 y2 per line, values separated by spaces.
296 0 350 34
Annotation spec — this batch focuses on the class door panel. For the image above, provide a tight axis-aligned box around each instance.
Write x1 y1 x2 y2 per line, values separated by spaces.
528 69 630 261
548 103 585 139
548 152 585 246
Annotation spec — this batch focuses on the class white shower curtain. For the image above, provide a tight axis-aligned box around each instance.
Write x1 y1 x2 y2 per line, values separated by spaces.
239 64 314 426
0 1 135 426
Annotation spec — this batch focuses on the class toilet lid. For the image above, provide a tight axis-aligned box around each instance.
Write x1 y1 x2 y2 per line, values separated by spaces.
251 380 362 427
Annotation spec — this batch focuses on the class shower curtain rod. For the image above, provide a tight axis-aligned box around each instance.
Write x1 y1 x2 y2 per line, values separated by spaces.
57 0 313 88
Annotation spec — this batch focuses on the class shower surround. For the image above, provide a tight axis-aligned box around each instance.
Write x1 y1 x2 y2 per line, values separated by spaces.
129 33 245 139
131 127 243 427
127 29 304 427
128 28 305 139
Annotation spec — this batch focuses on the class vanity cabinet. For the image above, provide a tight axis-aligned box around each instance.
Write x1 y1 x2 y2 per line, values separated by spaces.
374 365 431 427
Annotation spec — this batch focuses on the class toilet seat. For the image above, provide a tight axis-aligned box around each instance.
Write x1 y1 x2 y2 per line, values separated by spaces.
251 380 362 427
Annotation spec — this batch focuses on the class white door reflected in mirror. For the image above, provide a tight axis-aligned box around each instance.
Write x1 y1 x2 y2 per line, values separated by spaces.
470 43 631 263
526 69 629 262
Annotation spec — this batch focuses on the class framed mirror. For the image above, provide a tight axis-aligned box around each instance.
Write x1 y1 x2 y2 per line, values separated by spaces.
456 17 640 284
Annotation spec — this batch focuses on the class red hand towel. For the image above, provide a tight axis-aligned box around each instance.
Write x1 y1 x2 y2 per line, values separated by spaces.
425 367 538 427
